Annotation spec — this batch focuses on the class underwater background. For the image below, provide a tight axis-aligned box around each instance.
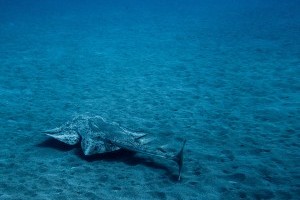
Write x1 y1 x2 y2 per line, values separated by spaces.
0 0 299 199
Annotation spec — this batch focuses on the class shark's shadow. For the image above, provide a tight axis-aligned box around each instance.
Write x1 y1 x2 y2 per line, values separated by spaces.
38 138 178 181
38 138 80 151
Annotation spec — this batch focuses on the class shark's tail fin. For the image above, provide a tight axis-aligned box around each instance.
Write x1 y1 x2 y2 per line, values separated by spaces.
173 139 186 181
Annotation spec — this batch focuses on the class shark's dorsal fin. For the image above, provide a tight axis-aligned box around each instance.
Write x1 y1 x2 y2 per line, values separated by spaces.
134 133 148 141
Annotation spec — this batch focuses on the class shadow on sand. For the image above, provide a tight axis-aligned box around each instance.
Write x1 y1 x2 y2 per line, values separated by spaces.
37 138 178 181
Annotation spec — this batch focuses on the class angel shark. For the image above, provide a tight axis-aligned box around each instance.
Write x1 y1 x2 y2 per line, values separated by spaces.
43 115 186 180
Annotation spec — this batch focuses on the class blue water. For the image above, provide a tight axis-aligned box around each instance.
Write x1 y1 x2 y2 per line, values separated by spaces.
0 0 299 199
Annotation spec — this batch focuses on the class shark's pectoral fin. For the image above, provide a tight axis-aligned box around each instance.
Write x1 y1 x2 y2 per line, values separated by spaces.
81 137 120 156
44 130 80 145
81 137 99 155
43 127 61 134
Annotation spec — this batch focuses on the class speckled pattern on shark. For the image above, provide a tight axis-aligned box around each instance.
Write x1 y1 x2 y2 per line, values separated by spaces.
43 115 186 180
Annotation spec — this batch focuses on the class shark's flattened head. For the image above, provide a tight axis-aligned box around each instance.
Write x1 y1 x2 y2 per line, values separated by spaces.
43 127 80 145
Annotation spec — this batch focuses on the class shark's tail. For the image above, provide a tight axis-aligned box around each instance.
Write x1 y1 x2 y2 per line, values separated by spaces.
173 139 186 181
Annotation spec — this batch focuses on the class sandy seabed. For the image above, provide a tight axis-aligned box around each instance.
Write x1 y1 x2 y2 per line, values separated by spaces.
0 1 299 199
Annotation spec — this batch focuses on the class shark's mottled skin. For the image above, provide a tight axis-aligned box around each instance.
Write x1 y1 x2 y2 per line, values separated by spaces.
44 115 186 180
